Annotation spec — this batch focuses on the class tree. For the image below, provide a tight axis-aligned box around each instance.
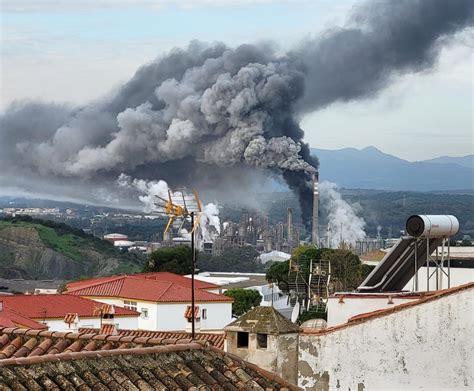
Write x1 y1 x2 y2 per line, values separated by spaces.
266 245 374 294
145 245 192 275
224 288 262 317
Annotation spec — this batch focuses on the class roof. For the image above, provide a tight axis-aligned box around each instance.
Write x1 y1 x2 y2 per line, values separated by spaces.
225 306 299 335
79 327 226 350
66 271 220 291
0 294 139 319
66 276 233 303
0 307 47 329
0 328 300 390
303 282 474 336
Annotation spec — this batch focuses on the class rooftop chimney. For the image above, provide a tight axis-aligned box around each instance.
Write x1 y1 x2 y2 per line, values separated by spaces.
63 313 79 331
96 304 118 335
312 172 319 245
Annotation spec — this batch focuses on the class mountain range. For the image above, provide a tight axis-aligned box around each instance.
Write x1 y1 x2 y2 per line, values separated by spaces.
311 146 473 191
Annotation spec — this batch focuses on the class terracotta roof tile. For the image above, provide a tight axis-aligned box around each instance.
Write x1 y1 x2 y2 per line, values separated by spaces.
66 276 233 303
0 307 47 330
79 327 227 350
0 328 300 390
66 271 220 291
0 294 139 319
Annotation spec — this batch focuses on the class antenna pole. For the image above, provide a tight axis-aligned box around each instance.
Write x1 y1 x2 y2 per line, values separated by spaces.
191 211 196 339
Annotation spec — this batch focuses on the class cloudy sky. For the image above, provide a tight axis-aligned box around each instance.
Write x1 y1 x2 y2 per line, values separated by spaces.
1 0 472 161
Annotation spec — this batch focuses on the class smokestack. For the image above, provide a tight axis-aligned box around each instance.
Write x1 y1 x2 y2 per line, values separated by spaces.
312 172 319 245
287 207 293 248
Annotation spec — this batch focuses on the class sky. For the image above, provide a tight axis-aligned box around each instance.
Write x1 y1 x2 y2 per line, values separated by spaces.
1 0 473 161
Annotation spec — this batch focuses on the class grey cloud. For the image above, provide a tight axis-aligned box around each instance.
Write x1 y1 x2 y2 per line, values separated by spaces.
0 0 472 229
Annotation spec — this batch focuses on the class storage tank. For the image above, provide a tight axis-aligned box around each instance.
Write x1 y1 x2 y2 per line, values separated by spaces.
406 215 459 238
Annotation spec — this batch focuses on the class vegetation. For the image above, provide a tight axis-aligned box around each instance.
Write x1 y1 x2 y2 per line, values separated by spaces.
224 288 262 317
198 246 264 273
266 245 374 294
0 216 143 279
145 245 193 275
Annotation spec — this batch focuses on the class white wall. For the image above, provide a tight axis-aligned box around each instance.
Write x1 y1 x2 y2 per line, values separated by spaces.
39 316 138 331
82 297 158 330
299 287 474 390
327 296 419 327
82 296 232 331
156 302 232 331
404 266 474 292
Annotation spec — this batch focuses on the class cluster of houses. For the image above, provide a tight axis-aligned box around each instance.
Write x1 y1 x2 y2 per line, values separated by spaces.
1 268 473 389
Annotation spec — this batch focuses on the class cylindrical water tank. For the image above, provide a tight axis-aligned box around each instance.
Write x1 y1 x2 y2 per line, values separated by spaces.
406 215 459 238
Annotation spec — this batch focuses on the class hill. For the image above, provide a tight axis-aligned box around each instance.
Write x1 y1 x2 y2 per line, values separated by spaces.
0 216 143 279
421 155 474 169
311 146 474 191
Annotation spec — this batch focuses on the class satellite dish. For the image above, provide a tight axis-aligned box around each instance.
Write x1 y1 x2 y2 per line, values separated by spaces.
291 300 300 323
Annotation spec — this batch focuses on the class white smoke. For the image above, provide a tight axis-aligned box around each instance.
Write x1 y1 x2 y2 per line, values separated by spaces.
117 174 220 244
200 202 221 243
320 181 366 248
117 173 169 212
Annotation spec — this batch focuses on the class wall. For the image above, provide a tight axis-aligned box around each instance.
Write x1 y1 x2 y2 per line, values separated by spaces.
81 296 232 331
40 316 138 331
326 296 419 327
298 287 474 390
226 330 299 384
404 266 474 292
81 297 158 330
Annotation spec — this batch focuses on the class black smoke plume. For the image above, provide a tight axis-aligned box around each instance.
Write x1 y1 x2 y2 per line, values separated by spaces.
0 0 472 230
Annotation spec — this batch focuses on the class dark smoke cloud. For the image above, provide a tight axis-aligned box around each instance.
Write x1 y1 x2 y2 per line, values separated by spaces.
0 0 472 229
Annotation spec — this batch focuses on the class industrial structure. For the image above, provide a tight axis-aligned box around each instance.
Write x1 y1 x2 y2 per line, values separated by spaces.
312 172 319 246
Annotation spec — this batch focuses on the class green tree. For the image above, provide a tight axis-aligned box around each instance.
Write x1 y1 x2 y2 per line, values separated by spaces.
266 245 374 294
145 245 192 275
224 288 262 317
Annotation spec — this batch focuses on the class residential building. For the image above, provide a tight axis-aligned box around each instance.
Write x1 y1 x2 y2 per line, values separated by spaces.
0 294 139 331
65 273 233 331
0 327 301 390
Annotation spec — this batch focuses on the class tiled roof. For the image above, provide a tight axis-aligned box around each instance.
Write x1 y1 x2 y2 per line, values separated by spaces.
0 308 47 330
66 271 220 291
0 328 300 390
303 282 474 335
66 276 233 303
225 306 299 335
0 294 139 319
80 327 226 350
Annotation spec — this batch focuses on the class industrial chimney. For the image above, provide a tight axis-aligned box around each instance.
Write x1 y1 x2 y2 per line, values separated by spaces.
312 172 319 245
287 207 293 248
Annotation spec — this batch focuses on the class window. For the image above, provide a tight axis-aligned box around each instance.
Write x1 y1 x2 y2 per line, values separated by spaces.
257 333 268 349
124 300 137 311
202 309 207 319
141 308 149 319
237 332 249 348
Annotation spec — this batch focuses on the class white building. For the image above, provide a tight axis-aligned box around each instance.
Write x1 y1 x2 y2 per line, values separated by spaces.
65 272 233 331
0 294 139 331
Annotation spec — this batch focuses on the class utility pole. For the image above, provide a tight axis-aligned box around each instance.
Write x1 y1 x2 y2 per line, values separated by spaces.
191 211 196 339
